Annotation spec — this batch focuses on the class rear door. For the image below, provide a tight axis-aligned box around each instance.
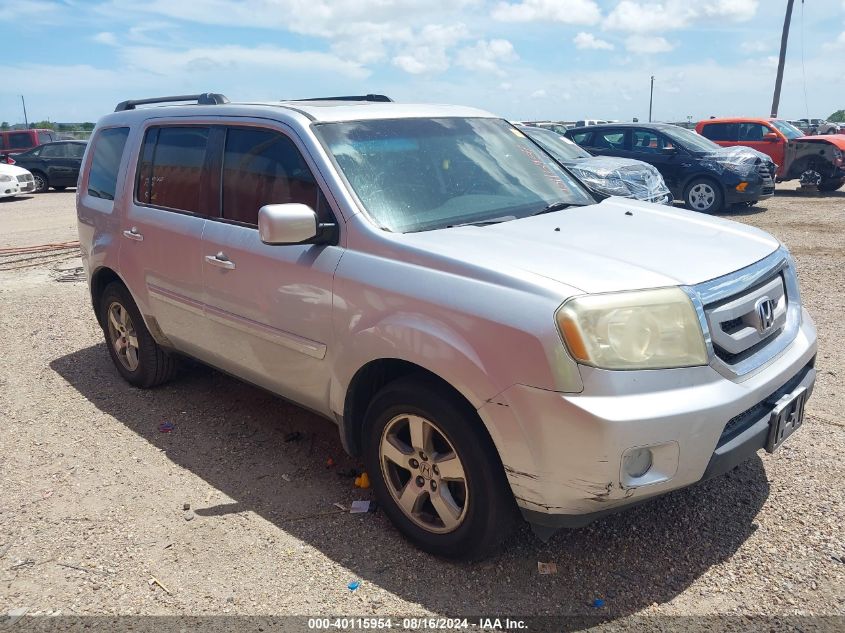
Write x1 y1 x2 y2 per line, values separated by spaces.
199 122 343 411
64 143 86 187
119 124 213 356
699 122 738 148
38 142 79 186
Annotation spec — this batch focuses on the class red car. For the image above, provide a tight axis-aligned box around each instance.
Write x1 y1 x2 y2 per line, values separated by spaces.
0 129 57 164
696 117 845 191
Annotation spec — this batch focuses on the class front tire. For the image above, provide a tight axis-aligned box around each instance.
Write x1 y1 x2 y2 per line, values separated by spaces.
818 177 845 192
99 282 176 388
31 171 48 193
362 376 517 559
684 178 724 213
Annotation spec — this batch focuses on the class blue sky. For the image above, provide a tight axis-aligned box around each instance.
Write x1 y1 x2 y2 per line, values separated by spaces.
3 0 845 124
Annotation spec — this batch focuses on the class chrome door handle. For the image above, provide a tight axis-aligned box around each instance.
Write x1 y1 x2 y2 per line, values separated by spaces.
122 228 143 242
204 253 236 270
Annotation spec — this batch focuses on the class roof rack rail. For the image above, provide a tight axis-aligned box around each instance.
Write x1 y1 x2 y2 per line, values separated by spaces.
292 94 393 103
114 93 230 112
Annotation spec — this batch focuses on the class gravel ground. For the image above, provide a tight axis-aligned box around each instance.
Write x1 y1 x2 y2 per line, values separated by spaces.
0 188 843 629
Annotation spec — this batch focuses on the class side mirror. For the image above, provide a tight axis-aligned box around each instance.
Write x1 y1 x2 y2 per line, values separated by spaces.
258 203 330 245
762 132 779 142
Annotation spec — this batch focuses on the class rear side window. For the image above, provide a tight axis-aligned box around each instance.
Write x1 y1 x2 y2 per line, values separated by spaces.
700 123 737 141
8 132 32 150
88 128 130 201
594 130 627 150
137 126 210 213
41 144 67 158
221 127 323 225
568 131 592 145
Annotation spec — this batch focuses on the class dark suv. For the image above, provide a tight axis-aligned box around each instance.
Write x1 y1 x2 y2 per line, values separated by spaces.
565 123 775 213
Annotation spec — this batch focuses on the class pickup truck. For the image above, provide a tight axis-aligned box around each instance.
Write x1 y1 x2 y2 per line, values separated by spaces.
696 117 845 191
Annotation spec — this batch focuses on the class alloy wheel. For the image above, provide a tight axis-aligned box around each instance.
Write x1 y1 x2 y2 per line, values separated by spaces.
106 301 140 371
688 182 716 211
379 413 469 534
32 173 47 193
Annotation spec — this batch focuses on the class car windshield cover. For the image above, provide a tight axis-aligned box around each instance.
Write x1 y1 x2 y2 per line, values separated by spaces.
662 126 721 153
315 117 595 233
770 119 804 140
523 127 591 160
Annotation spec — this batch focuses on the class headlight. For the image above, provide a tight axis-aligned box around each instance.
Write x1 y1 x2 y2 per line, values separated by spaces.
0 174 12 182
556 287 707 370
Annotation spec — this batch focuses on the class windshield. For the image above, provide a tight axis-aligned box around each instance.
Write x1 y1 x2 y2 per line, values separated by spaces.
315 117 595 233
522 126 592 160
661 126 721 153
770 119 804 139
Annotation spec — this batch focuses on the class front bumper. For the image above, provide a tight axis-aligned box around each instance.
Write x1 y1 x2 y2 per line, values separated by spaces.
724 179 775 204
478 309 817 529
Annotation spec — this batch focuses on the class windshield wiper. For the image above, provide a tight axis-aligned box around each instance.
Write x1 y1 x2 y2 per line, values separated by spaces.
446 215 516 228
530 201 582 216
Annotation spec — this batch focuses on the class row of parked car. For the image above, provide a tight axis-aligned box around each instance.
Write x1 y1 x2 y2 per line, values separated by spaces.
0 132 88 198
3 114 844 215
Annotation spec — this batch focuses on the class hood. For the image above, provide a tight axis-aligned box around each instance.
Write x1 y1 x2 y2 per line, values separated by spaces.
567 156 670 202
401 197 779 295
0 163 32 177
796 134 845 151
692 146 772 177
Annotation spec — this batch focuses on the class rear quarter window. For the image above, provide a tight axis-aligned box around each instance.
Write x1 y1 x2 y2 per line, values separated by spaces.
87 128 130 201
8 132 33 150
700 122 737 141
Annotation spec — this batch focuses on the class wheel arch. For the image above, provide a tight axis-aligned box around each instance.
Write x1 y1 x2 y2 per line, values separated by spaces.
340 357 501 459
90 266 125 328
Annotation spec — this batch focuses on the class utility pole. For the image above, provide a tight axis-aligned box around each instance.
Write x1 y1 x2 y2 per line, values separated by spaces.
648 76 654 122
21 95 29 128
771 0 796 118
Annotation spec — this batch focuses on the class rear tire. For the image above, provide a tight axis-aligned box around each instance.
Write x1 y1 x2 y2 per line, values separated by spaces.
362 376 517 559
99 282 177 388
683 178 724 213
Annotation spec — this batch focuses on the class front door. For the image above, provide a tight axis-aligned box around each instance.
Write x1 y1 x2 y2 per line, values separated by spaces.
628 128 688 195
119 125 214 357
200 124 343 412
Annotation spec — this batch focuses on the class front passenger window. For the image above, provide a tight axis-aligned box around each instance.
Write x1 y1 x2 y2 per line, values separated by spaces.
221 128 325 226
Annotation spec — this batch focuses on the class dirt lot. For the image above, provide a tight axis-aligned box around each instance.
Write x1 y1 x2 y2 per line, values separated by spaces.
0 187 843 628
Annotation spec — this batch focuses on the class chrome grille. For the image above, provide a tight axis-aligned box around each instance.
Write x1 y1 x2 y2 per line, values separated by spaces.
692 248 802 380
16 174 34 183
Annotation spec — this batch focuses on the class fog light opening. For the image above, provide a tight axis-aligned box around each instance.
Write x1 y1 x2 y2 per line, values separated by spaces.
623 447 653 479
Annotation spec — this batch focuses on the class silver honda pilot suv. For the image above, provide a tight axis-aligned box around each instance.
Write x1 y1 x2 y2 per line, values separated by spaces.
77 93 818 559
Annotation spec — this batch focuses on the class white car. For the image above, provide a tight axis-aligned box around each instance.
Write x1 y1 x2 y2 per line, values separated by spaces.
0 163 36 198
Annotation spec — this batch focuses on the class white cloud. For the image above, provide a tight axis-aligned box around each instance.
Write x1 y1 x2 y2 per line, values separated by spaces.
741 39 773 54
573 32 614 50
390 23 469 74
120 44 369 79
625 35 674 54
456 39 518 75
492 0 601 24
824 31 845 51
92 31 118 46
530 89 547 98
605 0 759 33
